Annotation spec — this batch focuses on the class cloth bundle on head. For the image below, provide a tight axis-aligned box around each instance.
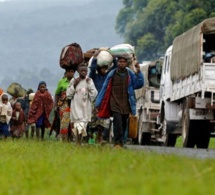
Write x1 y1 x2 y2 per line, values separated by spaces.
109 44 135 60
29 93 35 101
59 42 83 70
7 83 26 98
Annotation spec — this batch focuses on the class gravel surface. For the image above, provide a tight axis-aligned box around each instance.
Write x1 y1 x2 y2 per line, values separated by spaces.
127 145 215 159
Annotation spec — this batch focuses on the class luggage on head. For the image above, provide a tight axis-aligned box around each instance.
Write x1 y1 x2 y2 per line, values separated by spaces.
29 93 35 101
59 42 84 70
87 48 114 72
97 50 113 67
7 83 26 98
109 43 135 60
110 43 138 72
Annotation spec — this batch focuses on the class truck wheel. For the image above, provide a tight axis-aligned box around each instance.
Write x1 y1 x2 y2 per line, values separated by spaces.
165 134 177 147
196 121 211 149
182 104 195 148
137 129 143 145
138 122 151 145
162 117 177 147
141 132 151 145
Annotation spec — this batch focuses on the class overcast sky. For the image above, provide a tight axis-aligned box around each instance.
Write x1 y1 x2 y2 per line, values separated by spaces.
0 0 123 94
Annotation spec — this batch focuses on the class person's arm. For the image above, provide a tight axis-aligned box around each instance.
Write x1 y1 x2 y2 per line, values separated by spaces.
132 69 144 90
89 57 97 79
112 58 118 69
54 94 59 109
95 72 111 108
87 78 98 102
54 79 62 108
66 78 76 100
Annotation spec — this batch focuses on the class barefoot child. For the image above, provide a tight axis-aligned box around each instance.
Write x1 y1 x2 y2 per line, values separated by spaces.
66 64 98 145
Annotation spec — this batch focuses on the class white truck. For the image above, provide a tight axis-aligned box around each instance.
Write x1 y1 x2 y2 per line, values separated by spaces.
135 59 163 145
159 18 215 148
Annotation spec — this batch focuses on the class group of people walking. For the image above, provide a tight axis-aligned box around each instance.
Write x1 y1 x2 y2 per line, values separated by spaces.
0 51 144 148
0 81 54 139
55 51 144 148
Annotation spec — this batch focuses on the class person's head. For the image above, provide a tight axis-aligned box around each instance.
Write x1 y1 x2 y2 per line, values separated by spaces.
38 81 47 93
26 88 34 95
14 102 21 111
65 68 75 80
97 65 108 75
1 94 8 104
78 63 88 79
117 57 128 72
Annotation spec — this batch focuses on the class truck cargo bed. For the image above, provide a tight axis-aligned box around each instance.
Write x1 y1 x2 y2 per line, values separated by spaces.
171 63 215 101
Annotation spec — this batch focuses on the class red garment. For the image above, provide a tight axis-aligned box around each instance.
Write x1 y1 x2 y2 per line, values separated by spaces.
97 79 112 118
28 90 54 128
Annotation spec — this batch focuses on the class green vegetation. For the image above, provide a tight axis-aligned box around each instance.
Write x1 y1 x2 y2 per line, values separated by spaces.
176 136 215 149
0 138 215 194
116 0 215 61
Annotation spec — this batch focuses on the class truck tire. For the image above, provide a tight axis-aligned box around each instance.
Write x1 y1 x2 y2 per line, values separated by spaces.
165 133 177 147
137 129 143 145
162 118 177 147
141 132 151 145
138 122 151 145
196 121 211 149
182 101 196 148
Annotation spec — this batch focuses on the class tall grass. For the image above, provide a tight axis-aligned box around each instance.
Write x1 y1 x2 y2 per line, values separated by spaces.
0 138 215 195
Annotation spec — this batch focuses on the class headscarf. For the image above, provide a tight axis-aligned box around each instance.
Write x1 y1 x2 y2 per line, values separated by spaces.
37 81 47 90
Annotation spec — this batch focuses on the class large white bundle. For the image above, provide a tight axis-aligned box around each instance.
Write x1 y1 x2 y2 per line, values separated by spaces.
88 56 94 68
88 54 114 73
29 93 35 101
110 44 135 59
97 50 113 66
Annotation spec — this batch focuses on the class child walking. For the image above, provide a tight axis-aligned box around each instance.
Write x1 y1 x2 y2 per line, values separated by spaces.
28 81 54 139
66 64 98 145
0 93 12 139
10 101 26 138
28 93 36 138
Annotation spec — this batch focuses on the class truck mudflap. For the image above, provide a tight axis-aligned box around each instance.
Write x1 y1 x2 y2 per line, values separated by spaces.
165 121 181 134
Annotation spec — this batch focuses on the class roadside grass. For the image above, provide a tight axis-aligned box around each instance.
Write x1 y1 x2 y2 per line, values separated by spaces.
175 135 215 149
1 137 215 195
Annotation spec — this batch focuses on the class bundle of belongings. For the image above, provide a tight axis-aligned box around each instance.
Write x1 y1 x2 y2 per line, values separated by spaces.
59 42 84 70
6 83 26 98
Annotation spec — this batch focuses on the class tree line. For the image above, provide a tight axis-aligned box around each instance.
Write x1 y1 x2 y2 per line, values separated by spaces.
116 0 215 61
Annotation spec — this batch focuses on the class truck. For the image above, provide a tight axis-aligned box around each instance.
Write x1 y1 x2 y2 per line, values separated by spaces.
159 17 215 148
135 58 164 145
